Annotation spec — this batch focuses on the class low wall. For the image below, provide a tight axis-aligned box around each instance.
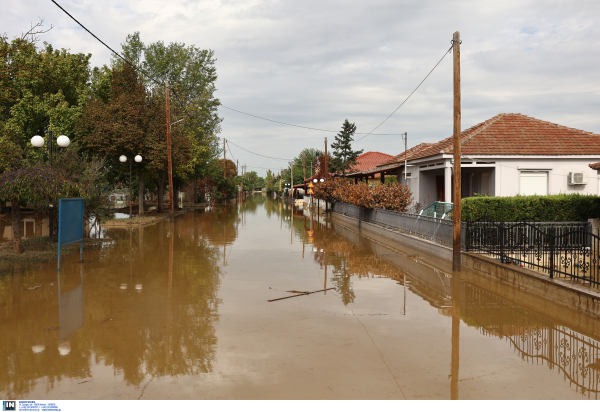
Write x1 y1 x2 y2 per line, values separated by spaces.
331 210 600 320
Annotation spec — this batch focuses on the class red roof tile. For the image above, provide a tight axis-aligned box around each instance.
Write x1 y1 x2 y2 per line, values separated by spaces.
381 114 600 165
350 151 393 173
590 162 600 170
377 143 433 167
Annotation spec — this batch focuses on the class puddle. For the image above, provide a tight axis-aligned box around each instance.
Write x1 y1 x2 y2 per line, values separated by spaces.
0 195 599 399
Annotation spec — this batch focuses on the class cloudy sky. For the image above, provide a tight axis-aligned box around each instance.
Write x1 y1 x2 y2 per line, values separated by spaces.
5 0 600 176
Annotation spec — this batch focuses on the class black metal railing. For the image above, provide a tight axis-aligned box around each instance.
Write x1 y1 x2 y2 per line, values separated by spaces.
466 217 599 288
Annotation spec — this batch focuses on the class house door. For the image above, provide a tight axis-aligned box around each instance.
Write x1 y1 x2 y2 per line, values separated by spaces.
436 175 445 201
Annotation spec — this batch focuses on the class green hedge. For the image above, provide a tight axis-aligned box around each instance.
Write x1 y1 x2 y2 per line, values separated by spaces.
461 194 600 222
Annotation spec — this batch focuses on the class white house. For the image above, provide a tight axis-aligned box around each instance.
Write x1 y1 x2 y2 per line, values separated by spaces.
348 113 600 208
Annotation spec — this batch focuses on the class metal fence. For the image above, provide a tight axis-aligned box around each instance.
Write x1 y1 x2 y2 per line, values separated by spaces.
332 202 465 247
466 218 599 288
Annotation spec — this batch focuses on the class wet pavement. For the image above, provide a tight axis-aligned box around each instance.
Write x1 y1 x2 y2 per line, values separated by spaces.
1 195 599 399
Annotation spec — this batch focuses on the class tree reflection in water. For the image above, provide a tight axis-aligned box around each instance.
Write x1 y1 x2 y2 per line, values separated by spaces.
0 211 223 397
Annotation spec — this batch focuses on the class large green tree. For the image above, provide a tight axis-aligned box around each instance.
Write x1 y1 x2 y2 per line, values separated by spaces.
78 63 191 213
116 33 222 193
0 32 91 173
330 119 363 177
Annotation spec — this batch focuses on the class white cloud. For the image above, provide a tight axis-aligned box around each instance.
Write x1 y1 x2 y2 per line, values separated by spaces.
4 0 599 176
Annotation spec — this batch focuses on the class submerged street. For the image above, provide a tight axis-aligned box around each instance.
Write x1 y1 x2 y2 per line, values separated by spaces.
1 195 599 400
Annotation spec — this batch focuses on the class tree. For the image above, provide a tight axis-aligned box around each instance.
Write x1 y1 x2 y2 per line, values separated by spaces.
265 170 275 194
0 31 91 173
330 119 363 177
218 159 237 178
77 64 191 213
0 167 66 253
117 33 222 190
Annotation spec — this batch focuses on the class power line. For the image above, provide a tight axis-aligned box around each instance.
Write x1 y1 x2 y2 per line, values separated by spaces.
225 140 237 164
355 45 454 143
227 139 293 161
222 106 404 136
50 0 426 140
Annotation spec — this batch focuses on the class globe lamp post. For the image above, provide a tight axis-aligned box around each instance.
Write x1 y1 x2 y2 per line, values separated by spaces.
120 154 143 218
30 131 71 237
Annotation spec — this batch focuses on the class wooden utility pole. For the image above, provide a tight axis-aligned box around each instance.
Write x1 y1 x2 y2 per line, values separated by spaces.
452 31 462 271
280 168 282 193
166 81 174 223
303 152 306 181
324 137 328 178
223 138 226 178
290 161 293 199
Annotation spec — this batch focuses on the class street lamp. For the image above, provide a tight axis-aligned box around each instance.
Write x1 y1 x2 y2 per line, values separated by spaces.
30 131 71 237
30 131 71 167
120 154 143 218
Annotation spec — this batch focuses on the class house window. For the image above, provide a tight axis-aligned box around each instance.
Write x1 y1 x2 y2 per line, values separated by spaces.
520 171 548 196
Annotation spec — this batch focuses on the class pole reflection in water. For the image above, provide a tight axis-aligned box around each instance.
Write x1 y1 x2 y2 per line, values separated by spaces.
4 196 600 400
58 265 85 343
166 223 174 365
451 270 461 400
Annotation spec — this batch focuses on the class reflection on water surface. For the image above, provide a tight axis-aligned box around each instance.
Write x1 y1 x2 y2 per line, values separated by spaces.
0 195 599 399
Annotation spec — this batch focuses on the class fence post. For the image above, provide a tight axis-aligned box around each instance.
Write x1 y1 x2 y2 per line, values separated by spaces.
500 221 505 263
549 226 555 279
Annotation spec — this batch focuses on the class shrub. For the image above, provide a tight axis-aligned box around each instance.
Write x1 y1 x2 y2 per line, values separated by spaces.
314 179 412 212
461 194 600 222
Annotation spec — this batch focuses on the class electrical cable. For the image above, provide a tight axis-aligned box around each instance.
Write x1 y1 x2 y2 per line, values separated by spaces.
221 106 404 136
50 0 422 140
355 45 454 143
227 139 293 161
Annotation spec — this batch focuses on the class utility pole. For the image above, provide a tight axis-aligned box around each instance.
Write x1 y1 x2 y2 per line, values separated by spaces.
324 137 328 178
290 161 294 199
223 138 226 178
403 132 408 181
303 152 306 181
452 31 462 272
280 168 282 194
165 81 174 223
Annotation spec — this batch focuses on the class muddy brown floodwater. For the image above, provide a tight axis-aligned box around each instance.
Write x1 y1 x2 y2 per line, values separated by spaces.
1 195 599 400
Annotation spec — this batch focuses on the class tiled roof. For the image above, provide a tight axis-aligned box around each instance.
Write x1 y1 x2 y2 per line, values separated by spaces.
377 143 433 167
410 113 600 160
350 151 393 173
590 162 600 170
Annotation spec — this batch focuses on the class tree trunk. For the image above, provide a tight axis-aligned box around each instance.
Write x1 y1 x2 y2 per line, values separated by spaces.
138 172 144 216
157 172 165 213
174 183 180 210
193 179 198 204
12 203 23 254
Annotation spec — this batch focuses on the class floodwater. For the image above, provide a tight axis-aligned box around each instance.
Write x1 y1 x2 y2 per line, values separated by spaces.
1 195 599 400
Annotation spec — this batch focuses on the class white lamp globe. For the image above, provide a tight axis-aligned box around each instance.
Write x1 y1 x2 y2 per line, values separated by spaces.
119 155 127 163
313 179 317 183
31 135 44 147
134 155 142 163
56 135 70 148
320 178 325 182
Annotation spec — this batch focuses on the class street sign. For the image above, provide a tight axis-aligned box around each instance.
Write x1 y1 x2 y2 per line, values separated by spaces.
308 182 314 188
307 188 314 194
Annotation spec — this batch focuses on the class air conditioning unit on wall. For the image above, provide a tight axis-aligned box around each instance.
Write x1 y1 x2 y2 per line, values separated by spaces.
568 172 588 185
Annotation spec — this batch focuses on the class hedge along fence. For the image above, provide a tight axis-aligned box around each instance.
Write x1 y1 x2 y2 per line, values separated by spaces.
461 194 600 222
313 178 413 212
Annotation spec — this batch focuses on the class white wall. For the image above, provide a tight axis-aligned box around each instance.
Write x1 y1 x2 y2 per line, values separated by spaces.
494 157 600 197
